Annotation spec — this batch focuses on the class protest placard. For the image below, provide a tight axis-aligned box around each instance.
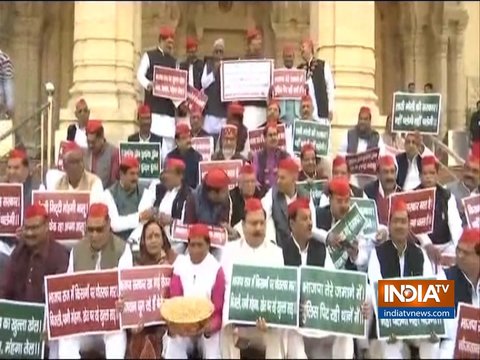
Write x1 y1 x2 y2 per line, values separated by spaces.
221 60 273 102
462 194 480 229
296 180 327 207
119 142 161 180
0 300 45 359
248 123 286 154
327 203 366 269
227 264 299 328
299 267 367 337
271 69 306 100
191 137 214 161
171 220 227 248
454 303 480 359
293 119 330 156
389 188 436 234
0 183 23 237
186 85 208 113
346 148 380 176
118 265 173 328
45 269 120 339
198 160 243 190
32 191 90 242
351 198 378 235
391 92 441 134
153 66 187 101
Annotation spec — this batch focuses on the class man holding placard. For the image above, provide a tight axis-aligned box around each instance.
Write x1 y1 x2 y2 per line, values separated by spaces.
127 104 163 144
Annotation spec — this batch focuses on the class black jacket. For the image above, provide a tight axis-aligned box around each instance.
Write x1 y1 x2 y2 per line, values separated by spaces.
127 132 163 144
179 59 204 90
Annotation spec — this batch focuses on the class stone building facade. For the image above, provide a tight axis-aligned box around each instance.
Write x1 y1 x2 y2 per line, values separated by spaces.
0 1 478 152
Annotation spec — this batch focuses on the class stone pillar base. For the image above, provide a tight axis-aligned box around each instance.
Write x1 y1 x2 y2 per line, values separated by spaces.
0 119 14 156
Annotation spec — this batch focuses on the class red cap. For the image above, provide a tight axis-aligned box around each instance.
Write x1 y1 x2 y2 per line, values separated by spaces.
390 199 408 216
421 155 438 169
471 141 480 159
239 163 255 175
63 141 81 155
186 36 198 51
301 143 316 156
165 158 186 171
88 203 109 219
282 44 295 56
278 157 299 173
244 198 263 213
188 223 210 239
301 94 312 104
25 203 48 220
377 155 396 168
246 28 261 41
227 102 244 116
287 197 310 217
175 123 191 137
302 38 314 50
332 155 347 169
138 104 151 118
8 148 27 160
204 168 230 189
86 120 103 134
359 106 371 118
120 156 139 170
328 177 351 198
459 227 480 246
221 124 238 138
159 26 175 40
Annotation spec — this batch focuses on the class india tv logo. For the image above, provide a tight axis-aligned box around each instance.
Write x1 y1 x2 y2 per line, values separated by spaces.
377 279 455 319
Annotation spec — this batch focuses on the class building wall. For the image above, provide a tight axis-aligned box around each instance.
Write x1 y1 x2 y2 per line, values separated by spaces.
464 2 480 109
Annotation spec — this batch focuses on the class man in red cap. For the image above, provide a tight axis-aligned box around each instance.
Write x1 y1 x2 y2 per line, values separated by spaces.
225 102 248 154
229 164 262 227
212 124 245 161
266 99 280 123
298 38 334 121
136 25 178 157
300 94 314 120
220 197 305 359
201 38 227 137
59 203 133 359
189 107 209 138
415 155 463 262
364 155 401 226
446 153 480 224
179 36 204 90
339 106 385 155
252 122 289 192
85 119 120 189
298 143 326 181
440 227 480 358
396 132 422 190
127 104 162 143
103 156 153 242
66 98 90 148
165 123 202 189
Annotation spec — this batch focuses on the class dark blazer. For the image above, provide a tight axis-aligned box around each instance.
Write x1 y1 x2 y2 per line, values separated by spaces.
179 59 204 90
127 132 163 144
396 152 422 189
66 124 77 141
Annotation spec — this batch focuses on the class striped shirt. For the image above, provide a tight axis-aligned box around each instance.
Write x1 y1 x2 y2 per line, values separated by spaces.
0 51 14 79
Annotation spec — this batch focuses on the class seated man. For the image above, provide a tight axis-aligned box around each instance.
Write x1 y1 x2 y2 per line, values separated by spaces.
298 143 328 181
128 104 163 143
190 108 210 138
211 124 246 161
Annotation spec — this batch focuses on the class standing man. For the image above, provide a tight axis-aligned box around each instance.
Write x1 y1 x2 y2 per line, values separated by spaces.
127 104 163 143
136 26 178 157
396 132 422 190
0 48 14 119
66 98 90 148
407 82 416 93
201 39 227 137
298 39 334 121
277 44 301 126
180 36 204 90
229 164 262 228
424 83 434 93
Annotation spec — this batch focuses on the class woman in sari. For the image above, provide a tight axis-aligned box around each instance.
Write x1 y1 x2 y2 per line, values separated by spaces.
120 219 177 359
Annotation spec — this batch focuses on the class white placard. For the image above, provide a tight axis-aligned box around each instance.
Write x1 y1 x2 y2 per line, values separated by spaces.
220 59 274 102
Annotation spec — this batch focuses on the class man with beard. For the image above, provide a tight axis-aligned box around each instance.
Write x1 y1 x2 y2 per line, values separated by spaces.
211 124 246 161
298 143 327 181
368 199 439 359
225 102 248 155
202 39 227 137
396 132 422 190
339 106 385 154
137 26 178 157
252 122 289 192
299 94 315 121
364 155 402 226
67 98 90 148
439 227 480 358
127 104 163 143
298 38 334 121
446 153 479 224
179 36 204 90
415 156 463 263
190 108 209 138
220 198 306 359
165 123 203 189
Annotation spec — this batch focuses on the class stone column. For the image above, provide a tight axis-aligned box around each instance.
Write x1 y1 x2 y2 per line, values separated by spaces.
57 1 140 151
435 33 449 140
402 36 415 88
310 1 379 152
449 31 467 131
414 30 428 90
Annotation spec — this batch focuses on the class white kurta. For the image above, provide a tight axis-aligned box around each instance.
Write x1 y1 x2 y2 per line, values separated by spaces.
200 65 226 135
58 245 133 359
103 188 140 236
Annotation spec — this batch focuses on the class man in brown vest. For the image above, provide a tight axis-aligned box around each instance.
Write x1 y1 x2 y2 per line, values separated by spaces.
58 203 133 359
